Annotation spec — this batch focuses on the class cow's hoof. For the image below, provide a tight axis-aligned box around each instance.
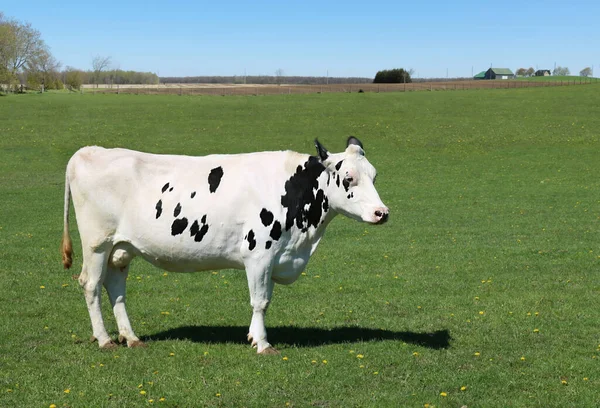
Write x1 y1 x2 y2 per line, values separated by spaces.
118 335 126 344
258 346 279 355
100 340 118 350
90 335 97 343
128 340 147 348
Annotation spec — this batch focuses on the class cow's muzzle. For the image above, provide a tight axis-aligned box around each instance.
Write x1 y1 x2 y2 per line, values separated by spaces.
374 208 389 224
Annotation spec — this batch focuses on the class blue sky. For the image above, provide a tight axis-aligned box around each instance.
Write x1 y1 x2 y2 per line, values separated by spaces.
3 0 599 78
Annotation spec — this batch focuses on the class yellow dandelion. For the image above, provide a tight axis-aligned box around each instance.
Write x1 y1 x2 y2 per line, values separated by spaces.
460 386 467 391
583 377 589 381
215 393 221 397
64 389 70 394
149 399 154 403
356 354 364 359
163 272 168 276
479 311 485 315
440 392 447 397
140 390 147 395
533 328 539 333
138 384 143 388
359 365 364 368
49 405 56 408
561 380 568 385
159 397 165 402
349 350 355 354
40 286 45 289
322 360 328 364
282 356 288 361
412 352 419 356
311 360 317 364
169 352 175 357
520 356 526 361
373 371 379 375
474 296 479 300
424 404 431 408
62 284 69 288
153 371 159 374
99 363 104 367
474 352 481 356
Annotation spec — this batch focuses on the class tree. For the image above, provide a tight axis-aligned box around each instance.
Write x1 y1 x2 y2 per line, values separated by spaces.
579 67 592 77
373 68 412 83
26 48 61 90
91 55 111 87
275 68 284 85
64 67 83 90
553 66 570 76
0 14 47 82
526 67 535 77
516 68 527 76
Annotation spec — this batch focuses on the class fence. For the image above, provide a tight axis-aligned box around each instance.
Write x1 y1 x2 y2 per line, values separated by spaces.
76 78 600 96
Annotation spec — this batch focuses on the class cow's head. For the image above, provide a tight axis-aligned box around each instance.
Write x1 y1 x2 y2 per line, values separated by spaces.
315 137 389 224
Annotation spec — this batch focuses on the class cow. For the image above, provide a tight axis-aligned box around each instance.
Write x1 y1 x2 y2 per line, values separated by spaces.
61 137 389 354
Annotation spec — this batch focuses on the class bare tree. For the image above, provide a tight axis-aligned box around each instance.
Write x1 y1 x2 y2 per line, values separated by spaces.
579 67 592 77
92 55 111 87
275 68 284 85
26 49 61 90
553 66 570 76
526 67 535 77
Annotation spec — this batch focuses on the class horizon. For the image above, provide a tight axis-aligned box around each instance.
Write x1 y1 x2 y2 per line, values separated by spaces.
3 0 598 79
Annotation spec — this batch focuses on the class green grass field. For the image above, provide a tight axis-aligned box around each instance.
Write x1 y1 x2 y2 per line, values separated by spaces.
1 86 599 407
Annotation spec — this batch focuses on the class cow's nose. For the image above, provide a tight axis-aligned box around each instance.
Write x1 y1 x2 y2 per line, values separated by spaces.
374 208 389 224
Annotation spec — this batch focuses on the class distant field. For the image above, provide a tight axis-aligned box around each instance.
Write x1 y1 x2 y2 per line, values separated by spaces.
1 86 599 407
78 78 598 96
516 75 597 82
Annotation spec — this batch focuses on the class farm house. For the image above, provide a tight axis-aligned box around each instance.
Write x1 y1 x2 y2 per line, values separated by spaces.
473 71 486 79
484 68 514 79
535 69 551 76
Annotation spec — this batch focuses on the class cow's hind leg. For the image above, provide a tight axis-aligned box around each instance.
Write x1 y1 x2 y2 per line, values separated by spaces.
79 247 115 349
245 263 277 354
104 265 145 348
105 243 145 348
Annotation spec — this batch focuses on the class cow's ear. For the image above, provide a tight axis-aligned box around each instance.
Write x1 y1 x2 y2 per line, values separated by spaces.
314 139 329 162
347 136 364 149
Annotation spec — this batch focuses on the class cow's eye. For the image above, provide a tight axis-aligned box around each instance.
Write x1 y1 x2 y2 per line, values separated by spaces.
345 176 353 182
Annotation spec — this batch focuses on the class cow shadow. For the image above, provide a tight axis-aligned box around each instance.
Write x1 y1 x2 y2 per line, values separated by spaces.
143 326 451 349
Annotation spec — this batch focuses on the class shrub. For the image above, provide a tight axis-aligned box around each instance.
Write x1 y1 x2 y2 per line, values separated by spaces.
373 68 412 83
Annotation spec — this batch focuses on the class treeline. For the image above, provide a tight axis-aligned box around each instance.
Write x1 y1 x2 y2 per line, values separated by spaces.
160 76 372 85
63 68 159 88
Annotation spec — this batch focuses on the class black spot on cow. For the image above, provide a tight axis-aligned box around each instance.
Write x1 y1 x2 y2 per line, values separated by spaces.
336 174 340 188
342 179 350 192
270 221 282 241
190 215 209 242
335 160 344 171
260 209 274 226
174 203 182 217
247 230 256 251
347 192 354 199
265 241 272 249
155 200 163 219
169 187 174 192
208 167 224 193
280 156 326 232
327 173 331 186
161 183 170 193
323 197 329 212
191 191 196 199
171 218 188 236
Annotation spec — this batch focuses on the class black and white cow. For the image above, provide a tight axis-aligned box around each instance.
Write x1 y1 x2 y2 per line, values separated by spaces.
61 137 389 354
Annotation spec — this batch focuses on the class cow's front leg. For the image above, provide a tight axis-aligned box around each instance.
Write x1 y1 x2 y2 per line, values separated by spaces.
245 263 278 354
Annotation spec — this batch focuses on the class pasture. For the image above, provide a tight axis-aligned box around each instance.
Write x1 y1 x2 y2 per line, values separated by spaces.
1 86 599 407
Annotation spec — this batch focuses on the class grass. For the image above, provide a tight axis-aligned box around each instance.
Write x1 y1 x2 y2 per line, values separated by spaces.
1 86 599 407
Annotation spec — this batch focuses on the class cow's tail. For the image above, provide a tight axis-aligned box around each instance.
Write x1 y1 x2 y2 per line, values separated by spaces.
61 170 73 269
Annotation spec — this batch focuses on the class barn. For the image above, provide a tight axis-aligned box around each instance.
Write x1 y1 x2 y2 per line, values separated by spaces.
484 68 514 79
535 69 551 76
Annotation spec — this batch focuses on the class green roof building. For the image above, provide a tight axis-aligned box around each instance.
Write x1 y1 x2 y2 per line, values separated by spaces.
484 68 515 79
474 71 486 79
